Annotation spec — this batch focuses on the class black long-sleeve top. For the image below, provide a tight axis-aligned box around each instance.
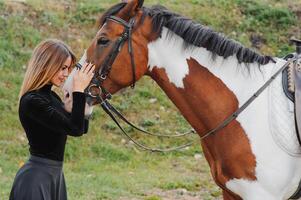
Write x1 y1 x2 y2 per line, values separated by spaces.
19 84 89 161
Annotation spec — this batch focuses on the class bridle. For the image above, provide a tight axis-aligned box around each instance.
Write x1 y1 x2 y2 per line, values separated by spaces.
83 15 137 104
76 15 196 153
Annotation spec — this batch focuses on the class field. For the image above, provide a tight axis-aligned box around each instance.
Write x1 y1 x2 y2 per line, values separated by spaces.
0 0 300 199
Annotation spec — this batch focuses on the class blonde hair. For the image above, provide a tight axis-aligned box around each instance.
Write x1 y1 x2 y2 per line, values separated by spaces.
19 39 76 100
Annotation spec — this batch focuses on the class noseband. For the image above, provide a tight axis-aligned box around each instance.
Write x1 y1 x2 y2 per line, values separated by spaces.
83 15 137 103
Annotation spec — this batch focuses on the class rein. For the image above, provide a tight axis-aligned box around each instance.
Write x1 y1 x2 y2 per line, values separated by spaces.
98 95 195 152
81 14 293 152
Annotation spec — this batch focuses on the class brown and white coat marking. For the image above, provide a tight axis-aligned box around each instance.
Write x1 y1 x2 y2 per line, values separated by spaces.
63 1 301 199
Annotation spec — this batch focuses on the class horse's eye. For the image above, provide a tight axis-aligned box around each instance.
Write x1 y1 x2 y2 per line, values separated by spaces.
97 37 110 46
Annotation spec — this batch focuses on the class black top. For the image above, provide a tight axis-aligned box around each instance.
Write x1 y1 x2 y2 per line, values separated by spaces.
19 84 89 161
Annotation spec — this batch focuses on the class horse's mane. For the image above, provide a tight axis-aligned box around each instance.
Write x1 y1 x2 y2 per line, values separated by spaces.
100 3 274 65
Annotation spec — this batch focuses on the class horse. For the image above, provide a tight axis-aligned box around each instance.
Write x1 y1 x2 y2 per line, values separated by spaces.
63 0 301 199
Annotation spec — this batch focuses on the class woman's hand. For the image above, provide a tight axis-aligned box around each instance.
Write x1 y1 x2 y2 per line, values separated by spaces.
73 63 95 93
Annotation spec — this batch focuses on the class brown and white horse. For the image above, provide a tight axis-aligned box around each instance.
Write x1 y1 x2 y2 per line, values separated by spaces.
64 0 301 199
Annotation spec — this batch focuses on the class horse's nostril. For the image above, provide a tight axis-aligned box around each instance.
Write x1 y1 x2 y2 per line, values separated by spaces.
66 93 70 98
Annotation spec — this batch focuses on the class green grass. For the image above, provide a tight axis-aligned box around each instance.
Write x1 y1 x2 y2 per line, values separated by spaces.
236 0 296 28
1 0 300 199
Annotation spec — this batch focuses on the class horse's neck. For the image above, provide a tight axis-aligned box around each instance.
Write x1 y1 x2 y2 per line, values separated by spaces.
147 27 277 135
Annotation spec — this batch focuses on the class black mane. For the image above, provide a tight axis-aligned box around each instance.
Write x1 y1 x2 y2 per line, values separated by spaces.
100 3 274 65
145 5 274 65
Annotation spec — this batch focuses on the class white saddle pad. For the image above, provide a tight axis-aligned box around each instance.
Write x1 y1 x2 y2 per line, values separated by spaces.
268 62 301 156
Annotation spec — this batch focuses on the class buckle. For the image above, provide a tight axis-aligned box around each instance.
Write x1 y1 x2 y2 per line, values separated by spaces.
87 84 102 98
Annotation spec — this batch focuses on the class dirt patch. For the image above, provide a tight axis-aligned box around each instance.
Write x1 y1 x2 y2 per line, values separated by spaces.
289 2 301 20
119 188 222 200
146 188 221 200
2 1 29 16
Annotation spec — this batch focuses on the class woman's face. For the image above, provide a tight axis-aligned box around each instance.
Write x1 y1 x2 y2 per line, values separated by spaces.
50 56 72 87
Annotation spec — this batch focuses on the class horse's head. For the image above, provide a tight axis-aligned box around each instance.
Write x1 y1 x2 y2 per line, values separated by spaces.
85 0 153 105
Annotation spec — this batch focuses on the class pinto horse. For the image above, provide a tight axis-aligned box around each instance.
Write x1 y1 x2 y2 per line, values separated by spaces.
63 0 301 199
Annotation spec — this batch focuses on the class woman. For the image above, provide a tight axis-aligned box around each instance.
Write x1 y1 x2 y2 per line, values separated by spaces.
9 39 95 200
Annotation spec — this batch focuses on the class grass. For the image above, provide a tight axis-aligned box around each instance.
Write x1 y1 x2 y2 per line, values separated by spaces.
0 0 300 199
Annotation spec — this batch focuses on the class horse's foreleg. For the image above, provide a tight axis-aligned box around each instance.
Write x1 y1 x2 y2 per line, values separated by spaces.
222 190 242 200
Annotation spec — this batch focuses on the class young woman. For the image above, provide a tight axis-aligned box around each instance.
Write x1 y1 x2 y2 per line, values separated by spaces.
9 39 95 200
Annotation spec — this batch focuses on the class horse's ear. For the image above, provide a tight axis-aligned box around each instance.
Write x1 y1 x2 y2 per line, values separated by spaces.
121 0 144 8
119 0 144 19
137 0 144 8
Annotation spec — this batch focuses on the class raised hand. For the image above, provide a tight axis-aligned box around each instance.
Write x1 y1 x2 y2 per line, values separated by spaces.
73 63 95 93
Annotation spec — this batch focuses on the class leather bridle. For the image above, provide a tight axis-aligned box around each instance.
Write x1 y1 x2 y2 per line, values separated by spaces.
82 15 137 104
76 15 196 152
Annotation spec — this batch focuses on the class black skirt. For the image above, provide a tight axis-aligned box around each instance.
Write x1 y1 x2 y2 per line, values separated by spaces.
9 155 67 200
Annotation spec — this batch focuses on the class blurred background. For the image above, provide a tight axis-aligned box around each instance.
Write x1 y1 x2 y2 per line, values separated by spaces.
0 0 300 199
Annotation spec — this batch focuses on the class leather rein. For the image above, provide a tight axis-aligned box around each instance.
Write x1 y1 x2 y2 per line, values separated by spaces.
79 15 293 152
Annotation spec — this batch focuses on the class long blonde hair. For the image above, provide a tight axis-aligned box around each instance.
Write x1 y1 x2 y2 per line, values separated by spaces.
19 39 76 100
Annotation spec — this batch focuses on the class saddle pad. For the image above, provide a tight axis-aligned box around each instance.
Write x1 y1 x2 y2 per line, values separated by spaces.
268 60 301 156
